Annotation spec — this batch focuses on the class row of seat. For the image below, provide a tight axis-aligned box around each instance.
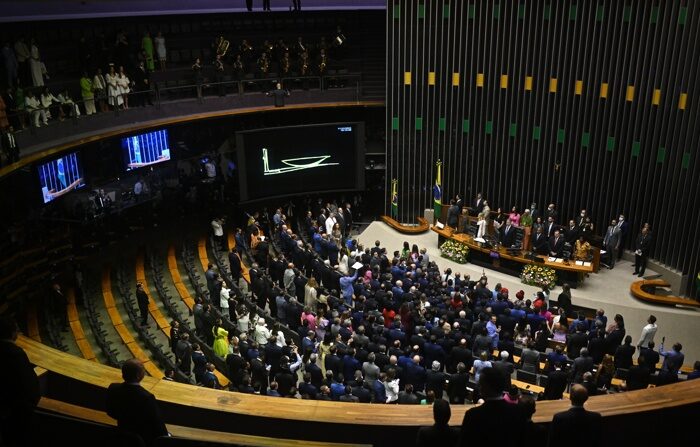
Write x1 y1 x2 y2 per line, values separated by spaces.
101 266 164 378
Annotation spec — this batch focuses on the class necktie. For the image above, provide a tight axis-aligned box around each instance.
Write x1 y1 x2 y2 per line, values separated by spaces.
9 135 14 147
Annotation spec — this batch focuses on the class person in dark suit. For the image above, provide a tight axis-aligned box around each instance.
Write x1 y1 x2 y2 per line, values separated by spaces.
458 368 526 447
266 82 289 107
417 399 459 447
626 356 651 391
447 200 460 228
638 341 660 373
633 226 652 277
0 317 41 447
136 282 150 326
447 362 469 404
564 220 580 244
471 192 484 216
106 359 169 445
548 230 564 257
228 248 242 282
547 384 601 446
542 362 568 400
1 126 20 164
616 214 629 260
544 216 558 238
500 218 517 248
532 226 548 255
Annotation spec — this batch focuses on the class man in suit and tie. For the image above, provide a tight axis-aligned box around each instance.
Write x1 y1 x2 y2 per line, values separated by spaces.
564 220 580 244
603 219 621 269
500 218 517 248
545 216 558 238
228 248 242 282
532 226 548 255
1 126 20 165
458 367 526 447
548 384 601 445
343 203 353 237
616 214 629 260
549 230 564 258
446 199 460 229
633 226 652 277
106 359 169 445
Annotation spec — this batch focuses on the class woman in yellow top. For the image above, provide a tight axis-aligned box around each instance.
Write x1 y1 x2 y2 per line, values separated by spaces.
212 318 229 357
574 236 591 261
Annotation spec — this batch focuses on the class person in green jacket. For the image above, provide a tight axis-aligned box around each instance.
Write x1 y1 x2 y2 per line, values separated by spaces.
141 31 155 71
79 71 95 115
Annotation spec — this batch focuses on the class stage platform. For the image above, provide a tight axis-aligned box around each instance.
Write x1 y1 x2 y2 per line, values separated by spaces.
357 220 700 364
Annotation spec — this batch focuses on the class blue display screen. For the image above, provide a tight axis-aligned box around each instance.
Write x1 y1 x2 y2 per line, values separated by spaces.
122 129 171 171
38 152 85 204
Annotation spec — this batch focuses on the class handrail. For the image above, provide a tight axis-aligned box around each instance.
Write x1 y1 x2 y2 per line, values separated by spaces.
16 335 700 431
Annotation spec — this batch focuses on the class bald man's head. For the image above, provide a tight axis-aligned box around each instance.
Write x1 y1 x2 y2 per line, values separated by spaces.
570 384 589 406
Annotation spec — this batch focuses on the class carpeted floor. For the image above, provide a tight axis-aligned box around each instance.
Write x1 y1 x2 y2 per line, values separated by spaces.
358 221 700 365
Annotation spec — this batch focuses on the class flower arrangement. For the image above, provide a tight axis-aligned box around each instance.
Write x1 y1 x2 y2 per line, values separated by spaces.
440 240 470 264
521 264 557 289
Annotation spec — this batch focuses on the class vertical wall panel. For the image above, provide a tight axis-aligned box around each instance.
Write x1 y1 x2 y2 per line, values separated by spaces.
387 0 700 295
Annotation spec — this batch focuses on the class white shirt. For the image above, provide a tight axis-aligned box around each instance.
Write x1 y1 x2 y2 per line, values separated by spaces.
638 323 657 348
384 379 399 403
254 324 271 345
219 287 230 309
325 216 337 233
477 218 487 238
211 219 223 237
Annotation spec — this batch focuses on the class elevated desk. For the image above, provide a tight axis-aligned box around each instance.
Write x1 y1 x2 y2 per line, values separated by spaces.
630 279 700 308
431 225 594 285
380 215 429 234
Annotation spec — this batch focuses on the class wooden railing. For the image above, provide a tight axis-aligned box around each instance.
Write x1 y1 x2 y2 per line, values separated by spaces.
16 336 700 446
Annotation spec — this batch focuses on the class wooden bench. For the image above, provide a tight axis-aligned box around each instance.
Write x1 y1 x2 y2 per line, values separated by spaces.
26 302 41 342
380 215 430 234
37 396 372 447
630 279 700 308
167 246 195 310
66 288 97 361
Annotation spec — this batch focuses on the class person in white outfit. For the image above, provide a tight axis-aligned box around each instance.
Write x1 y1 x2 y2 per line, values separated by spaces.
25 91 47 127
105 64 122 109
254 317 271 346
29 39 47 87
476 212 487 239
637 315 658 349
154 31 167 71
117 65 131 109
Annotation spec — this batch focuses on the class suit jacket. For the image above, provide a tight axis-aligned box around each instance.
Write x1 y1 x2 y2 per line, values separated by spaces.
228 251 242 280
459 399 526 447
545 222 558 238
548 235 564 257
548 407 602 447
106 382 168 445
417 424 459 447
532 232 549 254
543 369 569 400
635 233 652 256
500 225 517 248
447 205 460 227
564 226 580 244
603 226 621 249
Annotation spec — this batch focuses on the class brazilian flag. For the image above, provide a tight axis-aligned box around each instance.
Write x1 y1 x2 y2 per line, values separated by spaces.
433 160 442 222
391 179 398 219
